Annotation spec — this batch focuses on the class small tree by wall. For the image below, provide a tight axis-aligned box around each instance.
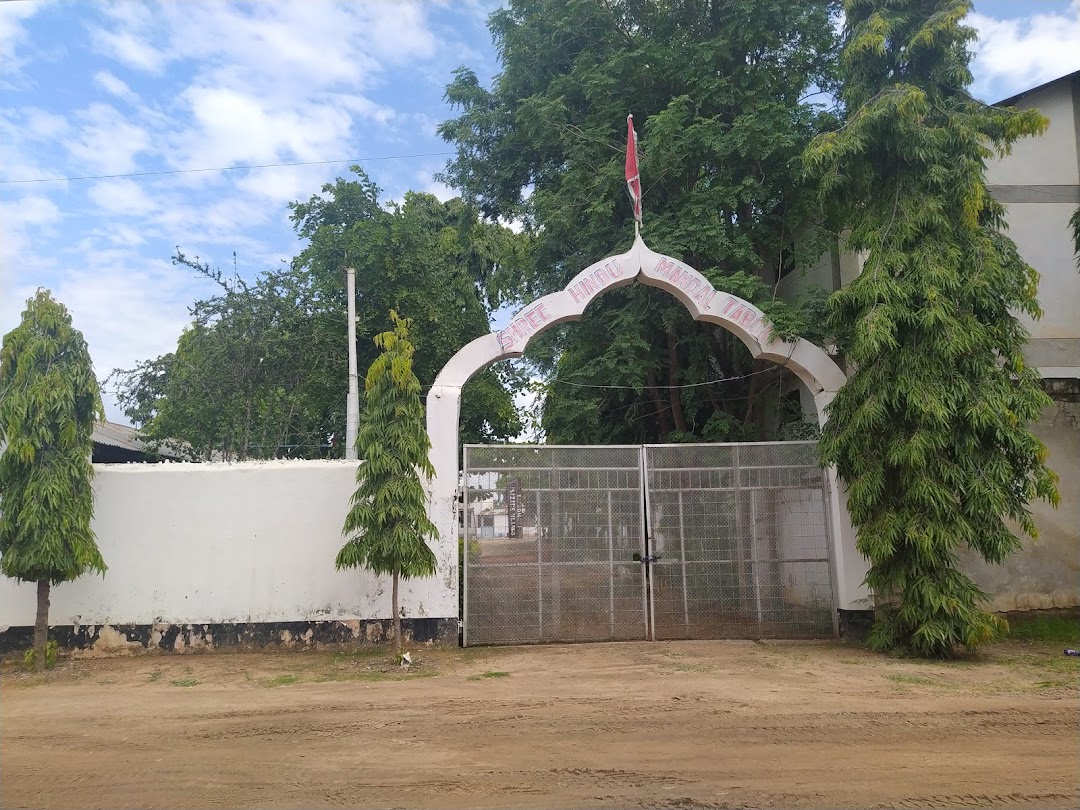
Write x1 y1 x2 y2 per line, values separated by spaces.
0 290 107 670
336 312 438 654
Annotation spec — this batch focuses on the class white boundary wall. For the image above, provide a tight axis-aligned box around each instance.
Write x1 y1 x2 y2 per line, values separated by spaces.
0 461 457 629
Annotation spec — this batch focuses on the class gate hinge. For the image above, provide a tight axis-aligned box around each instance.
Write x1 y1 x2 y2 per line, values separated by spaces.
633 553 662 564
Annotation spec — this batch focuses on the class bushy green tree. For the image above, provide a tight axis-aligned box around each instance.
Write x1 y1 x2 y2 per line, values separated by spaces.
336 313 438 654
0 290 106 670
440 0 840 441
111 252 342 461
112 168 525 458
804 0 1060 656
290 168 526 445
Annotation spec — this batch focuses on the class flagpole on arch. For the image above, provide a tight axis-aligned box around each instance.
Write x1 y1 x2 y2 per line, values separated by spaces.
625 113 642 236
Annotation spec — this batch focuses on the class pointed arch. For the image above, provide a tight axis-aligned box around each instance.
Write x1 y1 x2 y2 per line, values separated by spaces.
425 234 867 612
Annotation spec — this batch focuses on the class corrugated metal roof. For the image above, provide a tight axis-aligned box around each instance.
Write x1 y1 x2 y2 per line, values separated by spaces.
92 421 147 452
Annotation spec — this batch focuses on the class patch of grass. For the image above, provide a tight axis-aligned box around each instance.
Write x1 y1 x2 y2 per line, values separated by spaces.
994 651 1080 674
146 670 162 682
267 674 301 687
884 673 935 686
171 677 198 687
330 647 388 664
314 670 436 684
1005 613 1080 645
1033 679 1076 689
467 671 510 681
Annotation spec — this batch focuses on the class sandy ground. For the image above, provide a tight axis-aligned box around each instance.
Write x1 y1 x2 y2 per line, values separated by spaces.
1 639 1077 810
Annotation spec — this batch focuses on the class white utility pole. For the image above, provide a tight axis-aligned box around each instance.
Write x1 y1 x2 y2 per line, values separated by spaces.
345 266 360 461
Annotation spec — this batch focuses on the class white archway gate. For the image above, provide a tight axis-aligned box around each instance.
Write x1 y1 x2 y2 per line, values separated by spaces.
426 233 869 641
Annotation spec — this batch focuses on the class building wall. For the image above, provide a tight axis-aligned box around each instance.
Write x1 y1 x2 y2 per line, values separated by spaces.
0 460 457 635
984 76 1080 375
775 241 834 299
957 395 1080 611
779 77 1079 375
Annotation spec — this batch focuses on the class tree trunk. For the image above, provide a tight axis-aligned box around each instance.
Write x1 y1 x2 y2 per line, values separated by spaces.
645 367 674 438
34 580 50 672
667 330 688 433
743 360 765 425
392 570 401 656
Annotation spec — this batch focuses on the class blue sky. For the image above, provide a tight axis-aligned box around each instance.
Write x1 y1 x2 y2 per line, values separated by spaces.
2 0 1079 423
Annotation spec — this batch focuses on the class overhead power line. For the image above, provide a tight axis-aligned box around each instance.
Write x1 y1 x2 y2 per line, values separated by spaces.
0 151 456 185
546 364 782 390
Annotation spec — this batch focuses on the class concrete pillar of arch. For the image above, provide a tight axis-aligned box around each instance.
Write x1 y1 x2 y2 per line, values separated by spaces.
425 234 869 617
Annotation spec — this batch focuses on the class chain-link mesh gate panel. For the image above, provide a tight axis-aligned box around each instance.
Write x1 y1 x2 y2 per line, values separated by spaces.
463 445 647 645
644 442 834 639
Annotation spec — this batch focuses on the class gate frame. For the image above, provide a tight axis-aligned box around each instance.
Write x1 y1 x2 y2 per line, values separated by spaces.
461 443 649 646
462 440 838 645
428 233 869 624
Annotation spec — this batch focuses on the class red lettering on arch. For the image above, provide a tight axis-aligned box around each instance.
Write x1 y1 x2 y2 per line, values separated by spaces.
655 258 678 279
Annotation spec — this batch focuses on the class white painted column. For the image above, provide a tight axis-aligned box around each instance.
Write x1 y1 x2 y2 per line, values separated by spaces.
426 384 464 615
345 267 360 461
813 389 870 611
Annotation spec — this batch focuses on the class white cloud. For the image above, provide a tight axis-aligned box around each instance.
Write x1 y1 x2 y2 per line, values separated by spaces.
48 254 200 409
0 0 46 78
23 108 68 139
422 178 457 202
87 178 159 217
93 70 137 102
233 164 340 207
0 195 62 264
66 103 152 174
4 0 483 423
0 197 64 347
175 86 355 168
969 1 1080 100
88 2 168 73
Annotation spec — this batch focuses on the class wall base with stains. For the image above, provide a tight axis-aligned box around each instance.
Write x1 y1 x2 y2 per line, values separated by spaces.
0 618 459 655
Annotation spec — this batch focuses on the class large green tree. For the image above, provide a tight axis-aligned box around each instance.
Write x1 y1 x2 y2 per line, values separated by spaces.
111 252 342 461
804 0 1060 656
290 169 527 445
0 290 107 670
336 313 438 655
113 168 526 458
440 0 841 441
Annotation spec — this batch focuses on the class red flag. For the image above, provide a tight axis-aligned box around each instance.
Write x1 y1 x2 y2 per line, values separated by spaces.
625 113 642 224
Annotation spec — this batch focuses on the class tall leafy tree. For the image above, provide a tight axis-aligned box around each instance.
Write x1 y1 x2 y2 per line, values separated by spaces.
290 169 527 444
0 291 107 670
804 0 1060 656
440 0 841 441
336 313 437 654
111 252 343 461
113 168 526 458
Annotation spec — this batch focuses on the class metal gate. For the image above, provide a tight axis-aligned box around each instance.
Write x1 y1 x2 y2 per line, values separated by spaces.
462 442 835 646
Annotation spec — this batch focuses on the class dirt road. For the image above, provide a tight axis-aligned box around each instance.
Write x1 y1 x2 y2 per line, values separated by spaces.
2 640 1077 809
